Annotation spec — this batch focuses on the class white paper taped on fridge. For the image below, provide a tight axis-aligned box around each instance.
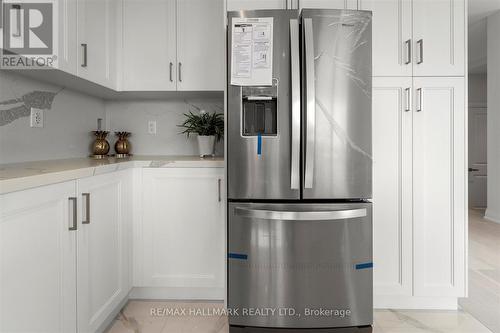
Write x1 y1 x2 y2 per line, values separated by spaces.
231 17 273 86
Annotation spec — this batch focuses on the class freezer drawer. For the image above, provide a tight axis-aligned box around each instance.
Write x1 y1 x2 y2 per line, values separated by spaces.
228 202 373 329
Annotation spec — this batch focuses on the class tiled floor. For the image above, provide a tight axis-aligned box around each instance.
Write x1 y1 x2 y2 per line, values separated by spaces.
459 209 500 333
106 300 491 333
107 209 500 333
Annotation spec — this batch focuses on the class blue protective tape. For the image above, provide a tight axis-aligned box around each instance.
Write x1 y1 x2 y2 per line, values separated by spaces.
257 133 262 156
355 262 373 270
228 253 248 260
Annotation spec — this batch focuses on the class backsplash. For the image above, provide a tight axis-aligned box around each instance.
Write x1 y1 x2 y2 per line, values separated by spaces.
0 71 224 164
105 98 224 156
0 71 105 164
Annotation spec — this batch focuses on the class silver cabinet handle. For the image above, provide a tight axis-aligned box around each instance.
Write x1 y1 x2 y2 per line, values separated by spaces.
405 39 411 64
218 179 221 202
82 193 90 224
235 207 367 221
417 39 423 64
68 197 77 231
178 62 182 82
81 43 87 67
405 87 411 112
304 18 315 189
12 4 21 37
416 88 422 112
290 18 300 190
169 62 173 82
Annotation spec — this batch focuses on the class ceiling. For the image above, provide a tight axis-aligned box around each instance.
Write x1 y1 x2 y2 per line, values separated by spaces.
468 0 500 74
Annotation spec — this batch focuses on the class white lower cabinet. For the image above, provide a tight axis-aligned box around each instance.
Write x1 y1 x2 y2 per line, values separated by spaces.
0 181 77 333
373 76 466 306
372 77 413 297
139 168 225 299
77 170 132 333
413 77 466 297
0 170 132 333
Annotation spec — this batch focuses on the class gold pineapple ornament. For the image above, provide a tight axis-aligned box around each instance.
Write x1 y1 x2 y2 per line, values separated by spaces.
91 131 110 158
114 131 132 157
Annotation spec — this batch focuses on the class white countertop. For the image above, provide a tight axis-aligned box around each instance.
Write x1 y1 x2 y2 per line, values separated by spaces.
0 155 224 195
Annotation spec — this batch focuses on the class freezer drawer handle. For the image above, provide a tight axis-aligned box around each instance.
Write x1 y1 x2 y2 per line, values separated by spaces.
234 207 367 221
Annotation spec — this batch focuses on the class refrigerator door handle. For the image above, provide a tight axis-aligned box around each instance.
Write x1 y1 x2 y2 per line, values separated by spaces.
304 18 315 189
290 18 300 190
235 207 367 221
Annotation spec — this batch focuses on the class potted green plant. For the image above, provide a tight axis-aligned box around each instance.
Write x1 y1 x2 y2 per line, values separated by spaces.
178 110 224 157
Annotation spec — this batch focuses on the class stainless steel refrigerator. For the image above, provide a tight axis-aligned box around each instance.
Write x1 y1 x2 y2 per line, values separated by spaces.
227 8 373 332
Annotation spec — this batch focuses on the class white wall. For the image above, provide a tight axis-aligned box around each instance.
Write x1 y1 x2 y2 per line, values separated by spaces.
0 71 105 164
105 98 224 156
486 11 500 223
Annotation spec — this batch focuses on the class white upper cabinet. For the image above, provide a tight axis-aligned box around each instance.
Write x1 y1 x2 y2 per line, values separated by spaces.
0 182 77 333
177 0 225 91
122 0 177 91
359 0 412 76
413 77 466 297
77 0 118 89
227 0 287 10
57 0 78 74
372 77 413 298
412 0 465 76
297 0 357 10
121 0 224 91
77 171 132 333
360 0 464 77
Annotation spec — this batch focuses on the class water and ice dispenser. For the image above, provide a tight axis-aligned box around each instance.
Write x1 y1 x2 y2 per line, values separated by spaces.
241 85 278 137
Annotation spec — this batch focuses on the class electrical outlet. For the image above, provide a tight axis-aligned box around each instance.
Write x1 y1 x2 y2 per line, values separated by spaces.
148 120 157 135
30 108 44 128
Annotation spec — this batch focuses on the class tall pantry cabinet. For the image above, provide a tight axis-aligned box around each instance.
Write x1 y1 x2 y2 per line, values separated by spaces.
370 0 467 308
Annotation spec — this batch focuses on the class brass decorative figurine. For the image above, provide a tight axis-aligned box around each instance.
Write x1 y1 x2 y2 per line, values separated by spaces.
114 131 132 158
91 131 110 158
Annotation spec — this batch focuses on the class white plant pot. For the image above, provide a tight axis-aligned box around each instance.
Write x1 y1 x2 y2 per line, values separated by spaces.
197 135 215 157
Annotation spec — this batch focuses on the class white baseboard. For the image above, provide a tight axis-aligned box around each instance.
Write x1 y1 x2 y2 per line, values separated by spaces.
484 209 500 224
97 295 130 333
374 296 458 310
129 287 225 301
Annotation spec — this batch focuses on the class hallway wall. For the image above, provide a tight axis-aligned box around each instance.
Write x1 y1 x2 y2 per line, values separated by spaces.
486 10 500 223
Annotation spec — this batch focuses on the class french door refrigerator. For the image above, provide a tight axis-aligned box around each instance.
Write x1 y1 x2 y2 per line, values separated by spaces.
227 8 373 332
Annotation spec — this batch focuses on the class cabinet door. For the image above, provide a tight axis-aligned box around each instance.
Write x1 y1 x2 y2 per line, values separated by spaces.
77 170 132 333
176 0 224 91
122 0 177 91
413 0 465 76
0 182 77 333
227 0 287 10
57 0 77 74
413 77 466 297
77 0 117 88
142 168 225 298
372 77 413 297
297 0 357 10
359 0 412 76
